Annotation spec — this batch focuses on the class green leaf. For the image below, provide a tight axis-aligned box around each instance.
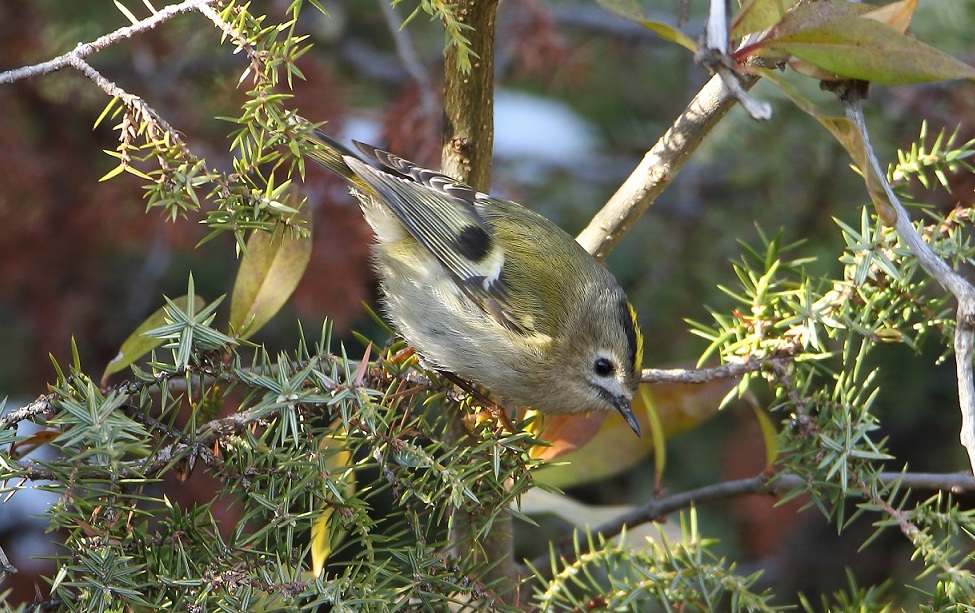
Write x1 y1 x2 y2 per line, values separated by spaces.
641 385 667 487
761 16 975 84
596 0 697 52
101 294 206 385
736 0 871 64
229 208 312 338
750 403 779 468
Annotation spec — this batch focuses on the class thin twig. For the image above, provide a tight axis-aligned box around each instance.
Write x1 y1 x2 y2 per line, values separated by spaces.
0 0 250 214
377 0 438 118
529 470 975 573
66 55 179 134
4 404 269 482
0 396 56 431
0 544 16 584
0 0 218 84
642 356 769 384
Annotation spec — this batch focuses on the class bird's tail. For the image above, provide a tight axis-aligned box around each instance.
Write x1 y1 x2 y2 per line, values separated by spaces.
286 116 363 186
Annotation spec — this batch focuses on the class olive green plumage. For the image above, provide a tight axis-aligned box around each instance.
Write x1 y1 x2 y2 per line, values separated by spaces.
302 127 644 435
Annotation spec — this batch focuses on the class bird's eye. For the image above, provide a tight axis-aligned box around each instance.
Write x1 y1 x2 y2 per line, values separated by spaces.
593 357 615 377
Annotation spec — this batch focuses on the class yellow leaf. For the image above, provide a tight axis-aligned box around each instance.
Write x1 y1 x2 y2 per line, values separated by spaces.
101 295 206 385
230 199 312 338
113 0 139 24
641 385 666 486
596 0 697 53
310 426 355 576
760 69 896 223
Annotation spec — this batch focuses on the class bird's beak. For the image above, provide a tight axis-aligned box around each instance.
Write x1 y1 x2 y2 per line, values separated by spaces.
612 395 642 436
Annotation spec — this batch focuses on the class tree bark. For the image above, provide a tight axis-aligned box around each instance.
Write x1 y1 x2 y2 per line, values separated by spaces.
441 0 498 190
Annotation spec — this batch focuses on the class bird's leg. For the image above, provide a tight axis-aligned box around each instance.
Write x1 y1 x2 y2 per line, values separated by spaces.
388 346 416 365
439 371 517 433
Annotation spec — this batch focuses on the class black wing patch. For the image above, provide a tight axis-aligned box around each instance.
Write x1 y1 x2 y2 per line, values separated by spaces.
455 225 492 262
342 150 531 336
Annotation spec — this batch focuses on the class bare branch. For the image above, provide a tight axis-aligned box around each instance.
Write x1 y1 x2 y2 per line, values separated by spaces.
530 470 975 573
0 396 55 431
643 357 764 384
575 71 758 261
641 345 803 385
843 92 975 476
0 0 218 85
377 0 437 116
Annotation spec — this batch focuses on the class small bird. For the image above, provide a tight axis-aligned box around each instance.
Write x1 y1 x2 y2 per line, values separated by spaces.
299 124 643 435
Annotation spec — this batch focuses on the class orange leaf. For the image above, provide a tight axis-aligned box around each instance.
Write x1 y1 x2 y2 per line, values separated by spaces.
529 412 607 461
532 374 734 489
10 429 61 459
862 0 917 34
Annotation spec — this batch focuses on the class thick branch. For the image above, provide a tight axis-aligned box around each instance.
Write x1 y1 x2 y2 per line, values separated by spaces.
440 1 499 189
576 72 757 261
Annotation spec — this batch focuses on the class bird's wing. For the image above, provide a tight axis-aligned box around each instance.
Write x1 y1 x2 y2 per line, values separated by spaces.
343 145 532 335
